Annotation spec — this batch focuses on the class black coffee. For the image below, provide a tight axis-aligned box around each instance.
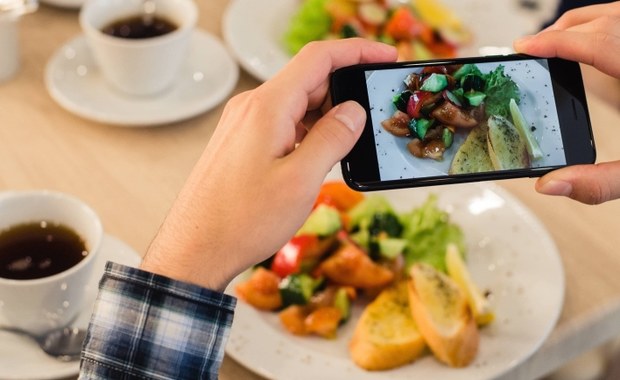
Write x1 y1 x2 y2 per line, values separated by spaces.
0 222 88 280
101 15 178 39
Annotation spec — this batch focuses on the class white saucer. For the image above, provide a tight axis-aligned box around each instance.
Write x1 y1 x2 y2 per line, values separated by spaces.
40 0 84 9
0 234 142 380
45 29 239 127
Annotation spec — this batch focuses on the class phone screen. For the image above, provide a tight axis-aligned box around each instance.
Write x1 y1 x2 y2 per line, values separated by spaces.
365 59 565 181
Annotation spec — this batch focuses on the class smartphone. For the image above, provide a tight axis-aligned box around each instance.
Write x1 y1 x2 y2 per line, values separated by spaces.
330 54 596 191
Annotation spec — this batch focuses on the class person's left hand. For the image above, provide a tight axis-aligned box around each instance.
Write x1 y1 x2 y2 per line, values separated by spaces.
141 39 397 291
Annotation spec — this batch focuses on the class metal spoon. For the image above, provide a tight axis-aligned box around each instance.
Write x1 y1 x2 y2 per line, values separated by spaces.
1 326 86 361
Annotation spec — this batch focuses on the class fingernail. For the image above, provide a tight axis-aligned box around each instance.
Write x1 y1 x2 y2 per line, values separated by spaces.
334 101 366 133
513 34 534 49
538 179 573 196
541 24 559 32
378 42 398 57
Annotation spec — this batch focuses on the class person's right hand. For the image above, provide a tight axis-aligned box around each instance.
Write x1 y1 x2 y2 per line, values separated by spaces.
140 39 397 291
514 2 620 78
514 2 620 204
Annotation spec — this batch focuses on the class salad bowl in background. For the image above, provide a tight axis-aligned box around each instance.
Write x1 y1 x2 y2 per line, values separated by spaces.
223 0 559 82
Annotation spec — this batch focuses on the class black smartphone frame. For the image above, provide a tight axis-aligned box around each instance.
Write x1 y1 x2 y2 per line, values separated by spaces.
330 54 596 191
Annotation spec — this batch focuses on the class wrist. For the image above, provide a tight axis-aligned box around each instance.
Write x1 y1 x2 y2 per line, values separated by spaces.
140 224 240 292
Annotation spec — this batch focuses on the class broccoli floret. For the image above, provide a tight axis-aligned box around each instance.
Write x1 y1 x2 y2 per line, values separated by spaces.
367 212 404 261
347 196 395 231
369 212 403 238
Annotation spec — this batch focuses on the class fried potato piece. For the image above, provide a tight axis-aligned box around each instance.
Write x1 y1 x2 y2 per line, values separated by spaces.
235 267 282 311
319 242 394 289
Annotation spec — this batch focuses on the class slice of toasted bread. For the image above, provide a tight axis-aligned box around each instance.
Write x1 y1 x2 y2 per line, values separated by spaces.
349 281 426 371
487 115 530 170
449 122 494 175
407 263 479 367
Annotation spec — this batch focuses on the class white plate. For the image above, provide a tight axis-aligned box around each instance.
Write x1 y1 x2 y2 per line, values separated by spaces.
45 29 239 127
226 177 564 380
39 0 84 9
0 234 142 380
223 0 295 82
368 59 564 181
223 0 559 82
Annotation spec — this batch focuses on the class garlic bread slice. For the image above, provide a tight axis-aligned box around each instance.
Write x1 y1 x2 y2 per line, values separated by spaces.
408 263 479 367
349 281 426 371
487 115 530 170
449 122 494 175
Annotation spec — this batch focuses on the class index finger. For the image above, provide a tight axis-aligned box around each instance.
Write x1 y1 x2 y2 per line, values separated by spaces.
261 39 397 122
546 2 620 31
514 18 620 78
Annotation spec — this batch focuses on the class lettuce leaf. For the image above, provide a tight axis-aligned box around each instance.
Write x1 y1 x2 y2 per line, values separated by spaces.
483 65 520 119
400 195 465 272
283 0 331 55
346 194 465 272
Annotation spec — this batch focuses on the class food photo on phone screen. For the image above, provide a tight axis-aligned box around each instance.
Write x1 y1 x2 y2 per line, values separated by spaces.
368 59 564 181
331 55 596 191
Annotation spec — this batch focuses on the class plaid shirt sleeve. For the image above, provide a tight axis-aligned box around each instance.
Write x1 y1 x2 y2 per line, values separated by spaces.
79 262 237 380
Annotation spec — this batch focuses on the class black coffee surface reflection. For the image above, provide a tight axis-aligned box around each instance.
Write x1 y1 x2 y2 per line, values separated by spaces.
101 15 177 39
0 222 88 280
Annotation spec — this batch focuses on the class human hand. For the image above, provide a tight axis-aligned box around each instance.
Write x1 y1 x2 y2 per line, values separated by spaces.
513 2 620 204
514 2 620 78
140 39 397 290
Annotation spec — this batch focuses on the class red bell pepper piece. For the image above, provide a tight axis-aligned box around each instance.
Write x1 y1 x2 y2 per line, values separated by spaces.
271 235 317 277
406 90 433 119
271 234 337 278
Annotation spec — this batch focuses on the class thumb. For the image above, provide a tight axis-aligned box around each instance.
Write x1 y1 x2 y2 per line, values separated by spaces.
536 162 620 205
291 100 366 178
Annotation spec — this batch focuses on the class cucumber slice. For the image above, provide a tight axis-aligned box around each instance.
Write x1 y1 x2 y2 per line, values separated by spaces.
420 73 448 92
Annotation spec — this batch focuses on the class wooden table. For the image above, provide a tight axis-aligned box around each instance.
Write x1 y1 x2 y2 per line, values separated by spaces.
3 1 620 379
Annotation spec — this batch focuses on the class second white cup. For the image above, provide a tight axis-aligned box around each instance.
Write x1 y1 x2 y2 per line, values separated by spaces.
0 191 103 336
79 0 197 96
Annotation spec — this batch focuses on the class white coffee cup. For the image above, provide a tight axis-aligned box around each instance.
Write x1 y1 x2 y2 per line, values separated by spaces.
0 14 19 83
0 191 103 337
79 0 197 96
0 0 38 83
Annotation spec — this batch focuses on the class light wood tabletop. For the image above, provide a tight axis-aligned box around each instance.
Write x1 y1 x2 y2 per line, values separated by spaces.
2 1 620 379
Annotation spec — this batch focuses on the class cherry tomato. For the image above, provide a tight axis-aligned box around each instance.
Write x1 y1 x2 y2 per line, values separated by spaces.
313 181 364 212
384 7 423 40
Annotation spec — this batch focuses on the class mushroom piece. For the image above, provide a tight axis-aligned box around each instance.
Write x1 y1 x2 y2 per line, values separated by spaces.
381 110 411 137
431 101 485 129
407 138 446 161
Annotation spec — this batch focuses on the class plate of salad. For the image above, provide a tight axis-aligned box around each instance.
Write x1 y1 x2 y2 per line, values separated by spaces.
222 0 558 82
225 167 564 380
